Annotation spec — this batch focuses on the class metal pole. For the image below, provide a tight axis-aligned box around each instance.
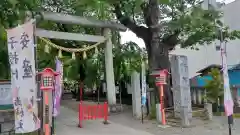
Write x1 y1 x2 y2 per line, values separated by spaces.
141 55 146 123
119 84 123 111
51 80 55 135
80 82 83 102
141 87 144 124
51 91 54 135
228 115 233 135
219 28 233 135
98 86 100 104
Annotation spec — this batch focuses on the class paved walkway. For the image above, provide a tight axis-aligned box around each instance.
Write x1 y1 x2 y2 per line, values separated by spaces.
56 103 239 135
55 106 154 135
109 108 239 135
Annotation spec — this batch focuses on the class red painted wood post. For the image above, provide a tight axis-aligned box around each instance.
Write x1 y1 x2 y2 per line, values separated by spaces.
98 104 101 118
87 105 91 120
91 106 94 120
93 105 97 119
78 102 83 128
160 85 166 125
103 102 108 124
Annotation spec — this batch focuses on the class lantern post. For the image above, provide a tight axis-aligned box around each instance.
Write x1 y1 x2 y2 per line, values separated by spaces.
150 69 168 126
38 68 59 135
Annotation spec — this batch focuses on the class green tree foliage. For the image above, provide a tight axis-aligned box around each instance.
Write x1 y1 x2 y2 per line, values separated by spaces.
65 0 240 70
0 0 146 88
113 41 146 83
0 0 41 79
204 68 224 104
1 0 240 95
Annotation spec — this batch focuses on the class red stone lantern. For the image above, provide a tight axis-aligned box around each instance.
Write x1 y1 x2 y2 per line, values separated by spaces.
150 69 168 125
150 69 168 86
38 68 59 91
38 68 59 135
156 70 168 86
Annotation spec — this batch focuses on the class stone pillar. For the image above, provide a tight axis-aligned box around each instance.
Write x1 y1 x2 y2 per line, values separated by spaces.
204 103 213 120
156 104 163 124
180 106 190 127
131 71 142 118
147 88 154 115
103 28 116 105
170 55 192 126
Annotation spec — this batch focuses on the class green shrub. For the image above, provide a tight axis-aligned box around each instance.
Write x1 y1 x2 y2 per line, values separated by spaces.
204 68 224 112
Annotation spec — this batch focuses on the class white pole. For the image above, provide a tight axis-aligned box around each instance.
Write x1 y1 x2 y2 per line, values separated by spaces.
219 28 234 135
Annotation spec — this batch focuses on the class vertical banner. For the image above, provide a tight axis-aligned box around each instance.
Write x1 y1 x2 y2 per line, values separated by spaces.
7 20 40 133
53 58 63 117
221 44 234 116
141 62 146 105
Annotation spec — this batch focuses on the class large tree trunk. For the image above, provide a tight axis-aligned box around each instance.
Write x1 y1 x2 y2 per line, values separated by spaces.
145 34 173 107
141 0 174 107
113 0 176 107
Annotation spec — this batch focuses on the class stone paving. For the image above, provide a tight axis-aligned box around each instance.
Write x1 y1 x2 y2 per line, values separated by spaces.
58 101 239 135
109 108 239 135
55 106 153 135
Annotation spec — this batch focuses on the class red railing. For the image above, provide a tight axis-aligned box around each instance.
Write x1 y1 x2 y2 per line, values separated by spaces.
78 102 108 128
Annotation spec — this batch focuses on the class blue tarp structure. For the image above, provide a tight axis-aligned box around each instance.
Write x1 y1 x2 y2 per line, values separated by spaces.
191 64 240 87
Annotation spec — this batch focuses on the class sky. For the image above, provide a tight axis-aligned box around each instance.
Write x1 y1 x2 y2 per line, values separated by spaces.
120 0 236 48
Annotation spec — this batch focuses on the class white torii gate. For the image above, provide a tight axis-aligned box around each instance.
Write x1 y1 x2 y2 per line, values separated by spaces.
31 11 127 106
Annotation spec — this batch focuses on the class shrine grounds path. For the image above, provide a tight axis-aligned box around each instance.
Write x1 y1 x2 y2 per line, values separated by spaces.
57 100 240 135
55 106 153 135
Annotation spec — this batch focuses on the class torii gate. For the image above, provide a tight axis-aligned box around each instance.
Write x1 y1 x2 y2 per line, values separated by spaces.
28 11 126 106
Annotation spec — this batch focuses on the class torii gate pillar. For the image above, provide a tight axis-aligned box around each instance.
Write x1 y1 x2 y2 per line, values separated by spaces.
103 28 116 106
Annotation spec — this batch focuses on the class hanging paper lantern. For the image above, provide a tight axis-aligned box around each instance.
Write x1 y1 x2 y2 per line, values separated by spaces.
44 44 50 53
72 52 76 60
58 50 62 58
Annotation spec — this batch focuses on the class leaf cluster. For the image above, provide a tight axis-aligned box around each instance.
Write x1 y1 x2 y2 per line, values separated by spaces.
204 68 224 104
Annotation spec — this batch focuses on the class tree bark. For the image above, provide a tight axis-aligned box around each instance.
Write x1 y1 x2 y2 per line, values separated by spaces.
113 0 174 107
144 31 173 107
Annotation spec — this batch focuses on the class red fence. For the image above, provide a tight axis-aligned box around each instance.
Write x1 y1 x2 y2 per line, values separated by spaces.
78 102 108 128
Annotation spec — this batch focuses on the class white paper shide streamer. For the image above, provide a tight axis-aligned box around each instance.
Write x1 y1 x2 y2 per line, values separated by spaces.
221 43 234 116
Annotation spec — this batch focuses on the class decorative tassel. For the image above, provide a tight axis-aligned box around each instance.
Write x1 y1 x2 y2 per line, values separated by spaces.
58 50 62 58
95 47 98 54
44 45 50 53
83 51 87 59
72 52 76 60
